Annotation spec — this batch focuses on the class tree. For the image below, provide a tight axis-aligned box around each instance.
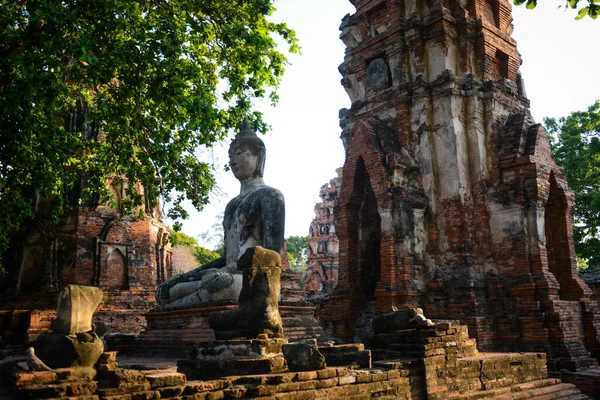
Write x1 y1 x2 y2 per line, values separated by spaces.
513 0 599 20
198 212 225 256
286 235 308 272
171 231 219 266
545 100 600 269
0 1 298 271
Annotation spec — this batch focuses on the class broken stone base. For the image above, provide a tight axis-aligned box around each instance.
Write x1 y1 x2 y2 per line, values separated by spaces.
178 337 288 380
33 331 104 369
318 343 372 369
1 319 590 400
2 342 590 400
130 304 324 357
192 337 288 360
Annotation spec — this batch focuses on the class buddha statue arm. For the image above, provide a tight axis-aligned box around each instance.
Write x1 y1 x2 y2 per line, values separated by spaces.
261 189 285 253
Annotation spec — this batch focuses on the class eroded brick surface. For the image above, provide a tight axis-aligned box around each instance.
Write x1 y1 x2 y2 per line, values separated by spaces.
0 190 172 341
317 0 600 373
304 169 342 300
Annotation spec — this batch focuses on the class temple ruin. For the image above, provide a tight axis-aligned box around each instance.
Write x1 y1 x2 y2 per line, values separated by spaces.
304 169 342 299
319 0 600 374
1 0 599 398
0 181 172 342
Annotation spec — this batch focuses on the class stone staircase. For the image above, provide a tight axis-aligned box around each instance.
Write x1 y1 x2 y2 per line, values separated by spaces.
2 319 590 399
364 320 589 400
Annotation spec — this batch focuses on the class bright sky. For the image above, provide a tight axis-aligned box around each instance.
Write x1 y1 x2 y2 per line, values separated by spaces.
181 0 600 249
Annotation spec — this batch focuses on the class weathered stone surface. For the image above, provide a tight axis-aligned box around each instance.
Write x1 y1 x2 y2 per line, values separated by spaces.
33 332 104 369
209 246 283 340
372 308 424 334
53 285 103 334
156 119 287 310
282 339 326 372
318 0 600 373
365 58 390 90
194 338 287 361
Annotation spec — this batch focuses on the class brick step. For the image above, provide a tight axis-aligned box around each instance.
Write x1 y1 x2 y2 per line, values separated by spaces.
177 355 287 380
372 357 422 370
370 349 412 361
319 344 364 355
453 379 587 400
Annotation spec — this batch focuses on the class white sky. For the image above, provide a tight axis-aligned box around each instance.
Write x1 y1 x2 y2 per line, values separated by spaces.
180 0 600 248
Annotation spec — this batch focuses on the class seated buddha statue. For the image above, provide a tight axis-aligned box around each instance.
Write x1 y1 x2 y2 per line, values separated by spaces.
155 119 285 310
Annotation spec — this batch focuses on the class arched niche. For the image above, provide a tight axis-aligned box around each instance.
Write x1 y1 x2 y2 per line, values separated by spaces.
96 221 133 288
105 247 128 290
354 158 382 303
97 184 122 214
544 172 578 300
343 157 383 309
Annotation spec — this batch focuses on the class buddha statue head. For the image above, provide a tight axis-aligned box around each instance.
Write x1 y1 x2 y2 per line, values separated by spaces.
229 118 266 182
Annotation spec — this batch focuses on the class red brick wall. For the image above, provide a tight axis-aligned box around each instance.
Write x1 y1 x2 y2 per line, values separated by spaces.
0 197 171 339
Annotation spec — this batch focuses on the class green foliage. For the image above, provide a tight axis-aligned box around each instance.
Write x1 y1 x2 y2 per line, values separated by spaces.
513 0 600 20
545 100 600 269
0 1 298 272
194 245 221 265
198 212 224 254
286 235 308 272
172 231 219 265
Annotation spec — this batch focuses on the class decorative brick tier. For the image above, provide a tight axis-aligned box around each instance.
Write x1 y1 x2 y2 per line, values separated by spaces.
127 305 325 357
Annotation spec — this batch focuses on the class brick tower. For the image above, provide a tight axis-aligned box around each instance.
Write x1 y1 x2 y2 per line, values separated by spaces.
304 169 342 299
322 0 600 372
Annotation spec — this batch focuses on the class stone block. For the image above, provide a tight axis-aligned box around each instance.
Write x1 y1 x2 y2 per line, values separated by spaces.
53 285 103 334
282 339 326 372
373 308 424 334
178 355 286 380
194 338 287 361
144 371 186 388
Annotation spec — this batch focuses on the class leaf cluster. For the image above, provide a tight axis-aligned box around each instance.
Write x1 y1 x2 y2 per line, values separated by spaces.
286 235 309 272
0 0 298 271
545 100 600 269
171 231 219 265
513 0 600 20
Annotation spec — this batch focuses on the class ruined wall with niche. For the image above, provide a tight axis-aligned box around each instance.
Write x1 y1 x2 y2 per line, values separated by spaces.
0 180 173 340
304 169 342 300
321 0 600 372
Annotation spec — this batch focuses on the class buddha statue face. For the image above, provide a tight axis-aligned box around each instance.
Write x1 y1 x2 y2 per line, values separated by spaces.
228 136 266 183
229 145 259 182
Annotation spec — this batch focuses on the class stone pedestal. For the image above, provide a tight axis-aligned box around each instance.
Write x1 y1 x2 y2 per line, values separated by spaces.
129 305 325 357
177 338 288 380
